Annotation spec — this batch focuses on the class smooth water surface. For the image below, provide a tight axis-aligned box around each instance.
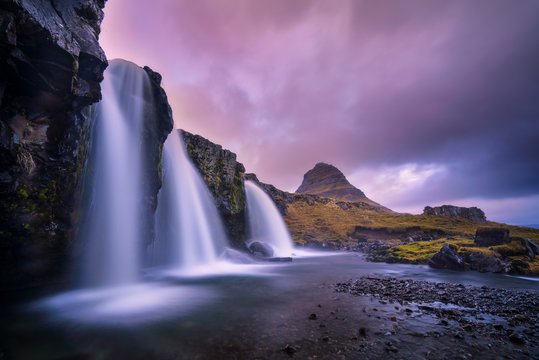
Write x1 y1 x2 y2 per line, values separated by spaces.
3 254 537 359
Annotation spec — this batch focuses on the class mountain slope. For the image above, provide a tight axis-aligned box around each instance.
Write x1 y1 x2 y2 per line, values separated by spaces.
296 162 390 211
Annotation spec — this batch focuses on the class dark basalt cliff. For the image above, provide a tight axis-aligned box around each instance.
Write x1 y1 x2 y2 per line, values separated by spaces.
296 162 390 211
0 2 173 288
181 130 247 247
0 0 108 288
423 205 487 224
140 66 174 245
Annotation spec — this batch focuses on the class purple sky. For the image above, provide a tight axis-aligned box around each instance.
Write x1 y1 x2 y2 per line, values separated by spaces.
100 0 539 225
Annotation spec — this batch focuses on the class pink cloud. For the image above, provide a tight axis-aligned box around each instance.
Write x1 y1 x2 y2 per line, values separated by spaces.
99 0 539 224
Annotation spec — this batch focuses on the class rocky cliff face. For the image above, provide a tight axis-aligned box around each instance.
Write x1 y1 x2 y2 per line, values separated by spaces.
0 0 108 288
423 205 487 224
296 162 389 211
139 66 174 245
181 130 247 247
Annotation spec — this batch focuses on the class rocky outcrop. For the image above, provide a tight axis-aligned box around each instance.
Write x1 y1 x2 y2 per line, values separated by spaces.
248 241 274 258
139 66 174 245
182 130 247 247
463 252 509 273
520 238 539 260
428 244 466 271
296 162 389 211
428 242 513 273
474 228 510 247
423 205 487 224
0 0 107 288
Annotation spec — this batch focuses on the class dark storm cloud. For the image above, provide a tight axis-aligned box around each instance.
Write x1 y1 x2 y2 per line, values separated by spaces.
100 0 539 221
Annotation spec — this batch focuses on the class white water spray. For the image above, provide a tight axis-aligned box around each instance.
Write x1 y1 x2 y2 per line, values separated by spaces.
81 59 151 287
244 180 295 257
154 130 229 272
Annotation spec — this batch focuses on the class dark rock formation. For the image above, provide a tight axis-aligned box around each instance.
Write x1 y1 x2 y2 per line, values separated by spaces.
429 242 513 273
296 162 389 211
423 205 487 224
139 66 173 245
428 244 465 270
248 241 274 258
181 130 247 247
474 228 510 247
0 0 107 288
509 259 530 274
463 252 509 273
520 238 539 260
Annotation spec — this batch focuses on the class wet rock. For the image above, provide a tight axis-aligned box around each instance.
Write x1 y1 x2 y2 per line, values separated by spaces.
0 0 107 288
335 276 538 333
248 241 274 258
428 244 465 270
139 66 174 245
464 252 509 273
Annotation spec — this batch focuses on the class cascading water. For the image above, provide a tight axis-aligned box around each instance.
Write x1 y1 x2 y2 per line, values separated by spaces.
32 59 241 323
244 180 295 257
80 59 150 287
154 130 229 273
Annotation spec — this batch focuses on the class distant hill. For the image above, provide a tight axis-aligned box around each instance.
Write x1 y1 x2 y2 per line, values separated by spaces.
295 162 390 211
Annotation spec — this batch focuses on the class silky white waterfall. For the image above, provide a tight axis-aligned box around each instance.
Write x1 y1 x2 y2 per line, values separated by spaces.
154 130 229 272
81 59 150 287
244 180 295 257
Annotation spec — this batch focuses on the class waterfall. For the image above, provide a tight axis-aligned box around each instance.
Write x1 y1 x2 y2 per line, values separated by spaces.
244 180 295 257
154 130 229 272
80 59 150 287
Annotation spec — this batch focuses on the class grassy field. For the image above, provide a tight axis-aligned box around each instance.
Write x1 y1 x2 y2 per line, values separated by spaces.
283 197 539 273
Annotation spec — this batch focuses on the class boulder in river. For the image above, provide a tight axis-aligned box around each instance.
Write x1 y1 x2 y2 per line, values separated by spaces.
428 244 465 270
464 252 509 273
248 241 274 258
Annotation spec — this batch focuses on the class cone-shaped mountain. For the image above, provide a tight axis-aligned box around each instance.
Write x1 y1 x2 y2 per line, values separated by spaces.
296 162 389 210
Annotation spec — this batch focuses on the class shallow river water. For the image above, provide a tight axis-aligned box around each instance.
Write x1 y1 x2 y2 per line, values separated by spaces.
1 253 537 359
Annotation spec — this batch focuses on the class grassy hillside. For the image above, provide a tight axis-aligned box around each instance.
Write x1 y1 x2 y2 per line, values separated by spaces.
283 197 539 274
